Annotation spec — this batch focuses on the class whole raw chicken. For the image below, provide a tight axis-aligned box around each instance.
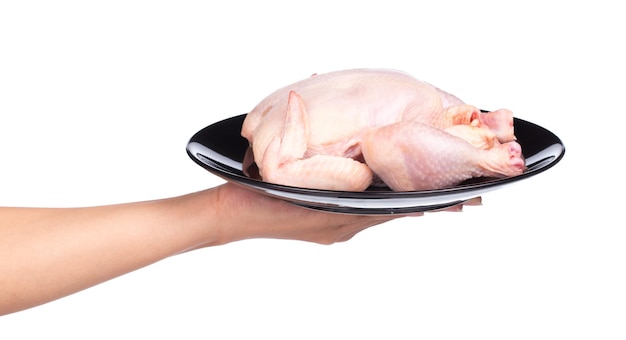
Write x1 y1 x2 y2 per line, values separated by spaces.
241 69 525 191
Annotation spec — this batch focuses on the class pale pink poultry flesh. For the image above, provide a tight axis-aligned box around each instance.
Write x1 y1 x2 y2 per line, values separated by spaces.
240 69 525 191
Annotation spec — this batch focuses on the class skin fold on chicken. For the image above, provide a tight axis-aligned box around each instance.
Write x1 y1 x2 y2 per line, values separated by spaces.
241 69 525 191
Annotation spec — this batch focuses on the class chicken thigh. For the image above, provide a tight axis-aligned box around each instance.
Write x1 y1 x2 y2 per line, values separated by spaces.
241 69 525 191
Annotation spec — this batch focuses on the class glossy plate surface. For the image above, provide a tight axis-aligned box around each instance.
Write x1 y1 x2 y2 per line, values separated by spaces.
187 114 565 214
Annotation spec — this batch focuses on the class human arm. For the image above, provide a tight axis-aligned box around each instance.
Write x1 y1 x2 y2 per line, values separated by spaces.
0 183 398 315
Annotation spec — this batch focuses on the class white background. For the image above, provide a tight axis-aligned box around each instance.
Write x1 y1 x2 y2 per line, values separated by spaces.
1 1 624 339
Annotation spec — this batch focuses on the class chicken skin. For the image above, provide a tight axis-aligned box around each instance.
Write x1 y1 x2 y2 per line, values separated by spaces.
241 69 525 191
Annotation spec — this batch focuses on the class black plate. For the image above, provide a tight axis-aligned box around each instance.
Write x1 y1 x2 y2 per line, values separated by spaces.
187 114 565 214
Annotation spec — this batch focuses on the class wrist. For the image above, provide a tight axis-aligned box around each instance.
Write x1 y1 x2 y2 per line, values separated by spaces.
156 188 227 252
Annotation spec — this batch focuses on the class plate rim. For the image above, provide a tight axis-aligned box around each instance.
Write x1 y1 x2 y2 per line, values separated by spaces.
186 114 565 214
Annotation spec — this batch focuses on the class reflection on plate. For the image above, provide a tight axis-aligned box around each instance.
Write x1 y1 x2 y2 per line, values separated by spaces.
186 114 565 214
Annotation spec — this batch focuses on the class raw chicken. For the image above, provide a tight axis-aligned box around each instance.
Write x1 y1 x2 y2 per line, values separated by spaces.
241 69 525 191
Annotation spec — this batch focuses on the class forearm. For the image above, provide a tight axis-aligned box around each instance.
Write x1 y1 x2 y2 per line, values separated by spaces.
0 188 221 315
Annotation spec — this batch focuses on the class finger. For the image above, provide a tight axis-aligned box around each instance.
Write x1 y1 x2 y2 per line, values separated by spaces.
434 204 464 212
463 196 482 206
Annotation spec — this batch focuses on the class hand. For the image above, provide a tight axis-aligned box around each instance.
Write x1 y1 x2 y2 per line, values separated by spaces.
209 183 401 245
208 183 479 245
